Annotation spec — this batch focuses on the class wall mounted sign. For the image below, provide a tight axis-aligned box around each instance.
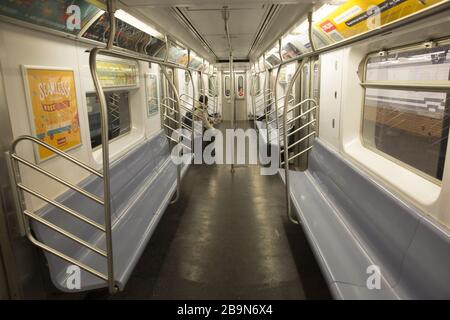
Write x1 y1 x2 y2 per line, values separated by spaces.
314 0 445 44
22 66 82 162
145 73 159 117
0 0 101 35
96 59 139 88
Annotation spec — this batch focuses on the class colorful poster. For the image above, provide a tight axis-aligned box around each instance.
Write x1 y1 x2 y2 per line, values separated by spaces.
0 0 101 34
314 0 446 44
23 67 82 161
96 60 138 88
145 73 159 117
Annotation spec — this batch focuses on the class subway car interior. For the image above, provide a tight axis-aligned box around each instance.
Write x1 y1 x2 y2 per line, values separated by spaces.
0 0 449 301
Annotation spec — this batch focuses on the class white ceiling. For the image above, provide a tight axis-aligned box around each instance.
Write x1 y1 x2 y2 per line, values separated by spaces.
179 4 269 59
122 0 314 6
121 0 317 61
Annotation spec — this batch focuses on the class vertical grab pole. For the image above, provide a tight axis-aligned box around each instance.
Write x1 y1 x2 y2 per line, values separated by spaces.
88 0 116 294
161 66 182 204
273 65 282 166
188 69 195 151
189 70 196 111
282 59 308 225
251 73 256 130
230 53 235 173
308 12 316 53
263 67 270 149
222 6 235 173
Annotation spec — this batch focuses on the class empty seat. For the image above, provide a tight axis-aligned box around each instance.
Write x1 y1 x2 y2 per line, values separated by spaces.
32 130 190 292
280 139 450 299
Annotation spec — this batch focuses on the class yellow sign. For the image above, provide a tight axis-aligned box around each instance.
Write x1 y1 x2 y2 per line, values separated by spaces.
314 0 445 44
24 67 82 161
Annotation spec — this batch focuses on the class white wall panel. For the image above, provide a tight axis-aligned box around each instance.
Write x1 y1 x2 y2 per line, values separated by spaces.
318 49 344 150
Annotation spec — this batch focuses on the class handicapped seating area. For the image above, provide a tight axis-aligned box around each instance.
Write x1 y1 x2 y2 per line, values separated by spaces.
32 130 189 292
280 139 450 299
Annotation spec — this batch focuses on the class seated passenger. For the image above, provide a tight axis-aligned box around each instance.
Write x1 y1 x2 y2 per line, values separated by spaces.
193 95 214 131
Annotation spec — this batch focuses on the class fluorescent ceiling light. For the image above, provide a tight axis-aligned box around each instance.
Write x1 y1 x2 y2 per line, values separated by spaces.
114 9 163 39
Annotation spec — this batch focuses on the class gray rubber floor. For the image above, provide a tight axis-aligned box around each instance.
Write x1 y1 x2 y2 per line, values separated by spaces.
87 121 330 299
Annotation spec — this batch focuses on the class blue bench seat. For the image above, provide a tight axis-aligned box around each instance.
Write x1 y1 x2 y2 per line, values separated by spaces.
280 139 450 299
31 131 190 292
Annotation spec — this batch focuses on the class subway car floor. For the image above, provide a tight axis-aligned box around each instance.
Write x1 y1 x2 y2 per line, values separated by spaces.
85 121 331 300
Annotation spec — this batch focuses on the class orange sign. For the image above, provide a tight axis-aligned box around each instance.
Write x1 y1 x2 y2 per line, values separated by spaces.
24 67 82 161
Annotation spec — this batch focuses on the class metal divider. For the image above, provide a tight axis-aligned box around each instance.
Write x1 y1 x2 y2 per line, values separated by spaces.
281 59 319 224
160 67 182 205
7 136 111 283
161 92 204 154
253 89 273 123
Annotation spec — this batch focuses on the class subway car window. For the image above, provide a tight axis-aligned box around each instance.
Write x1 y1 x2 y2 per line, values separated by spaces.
362 44 450 181
312 60 320 103
86 91 131 148
208 75 218 96
224 74 231 97
236 74 245 98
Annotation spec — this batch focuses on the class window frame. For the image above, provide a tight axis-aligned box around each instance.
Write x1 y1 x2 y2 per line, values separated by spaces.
360 38 450 185
224 74 231 98
87 90 133 151
208 74 218 97
235 73 245 100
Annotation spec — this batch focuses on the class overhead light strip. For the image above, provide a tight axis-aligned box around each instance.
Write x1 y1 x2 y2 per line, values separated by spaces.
114 9 164 39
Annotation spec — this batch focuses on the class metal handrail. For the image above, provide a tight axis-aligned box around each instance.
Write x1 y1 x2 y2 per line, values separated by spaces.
255 91 273 103
161 99 202 135
286 105 318 125
286 99 317 114
267 94 294 108
282 91 319 225
287 119 317 138
7 135 112 286
199 88 218 115
160 66 183 205
287 131 316 150
281 57 317 225
163 96 191 115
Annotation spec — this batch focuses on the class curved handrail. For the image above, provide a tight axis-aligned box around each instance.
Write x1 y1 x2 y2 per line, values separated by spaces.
282 58 315 225
160 66 182 205
282 97 319 225
87 0 116 292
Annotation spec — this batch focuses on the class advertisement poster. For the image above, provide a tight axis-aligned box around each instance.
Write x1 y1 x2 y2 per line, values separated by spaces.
0 0 101 34
314 0 445 44
96 59 138 88
23 67 82 161
145 73 159 117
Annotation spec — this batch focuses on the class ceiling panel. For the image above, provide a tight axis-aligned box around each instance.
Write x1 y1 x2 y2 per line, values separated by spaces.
123 0 313 7
180 4 267 60
122 0 317 61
